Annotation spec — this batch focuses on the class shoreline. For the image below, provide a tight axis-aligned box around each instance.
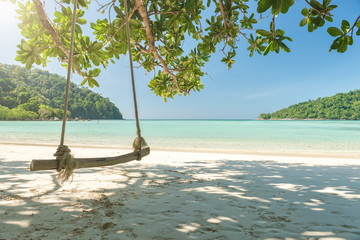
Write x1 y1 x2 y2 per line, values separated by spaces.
1 141 359 160
256 118 360 120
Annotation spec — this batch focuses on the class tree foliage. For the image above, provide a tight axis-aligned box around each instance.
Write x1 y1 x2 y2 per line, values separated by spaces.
259 90 360 120
5 0 360 100
0 63 123 120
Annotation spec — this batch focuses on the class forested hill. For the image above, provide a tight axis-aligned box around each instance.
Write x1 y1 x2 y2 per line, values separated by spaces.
0 64 122 120
259 90 360 120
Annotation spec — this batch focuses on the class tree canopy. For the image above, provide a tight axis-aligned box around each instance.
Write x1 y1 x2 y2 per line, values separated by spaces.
0 63 123 120
259 90 360 120
5 0 360 100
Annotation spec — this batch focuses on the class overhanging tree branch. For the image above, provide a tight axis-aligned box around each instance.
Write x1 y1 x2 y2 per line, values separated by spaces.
12 0 358 100
135 0 186 93
32 0 84 77
218 0 229 28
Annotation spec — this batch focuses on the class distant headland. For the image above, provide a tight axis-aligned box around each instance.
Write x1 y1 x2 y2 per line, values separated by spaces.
258 90 360 120
0 63 123 120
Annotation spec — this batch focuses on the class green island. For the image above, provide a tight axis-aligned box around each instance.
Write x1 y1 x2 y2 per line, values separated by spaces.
0 63 122 120
259 90 360 120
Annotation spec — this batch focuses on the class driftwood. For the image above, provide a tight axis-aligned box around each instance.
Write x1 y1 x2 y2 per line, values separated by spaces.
30 147 150 171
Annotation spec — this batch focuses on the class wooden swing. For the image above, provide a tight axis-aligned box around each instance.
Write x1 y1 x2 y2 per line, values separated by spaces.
30 0 150 180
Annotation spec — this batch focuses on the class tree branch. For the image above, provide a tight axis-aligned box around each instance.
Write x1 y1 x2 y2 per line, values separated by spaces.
304 0 333 17
348 16 360 38
136 0 156 52
135 0 186 93
32 0 84 77
134 43 151 54
218 0 229 27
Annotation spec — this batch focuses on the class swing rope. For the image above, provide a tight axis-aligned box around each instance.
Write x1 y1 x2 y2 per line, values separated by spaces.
124 0 147 159
55 0 79 183
54 0 147 183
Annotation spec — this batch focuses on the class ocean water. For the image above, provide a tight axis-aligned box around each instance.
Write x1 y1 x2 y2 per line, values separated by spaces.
0 120 359 155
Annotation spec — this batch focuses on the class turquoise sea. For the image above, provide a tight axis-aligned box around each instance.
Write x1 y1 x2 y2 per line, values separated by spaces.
0 120 359 156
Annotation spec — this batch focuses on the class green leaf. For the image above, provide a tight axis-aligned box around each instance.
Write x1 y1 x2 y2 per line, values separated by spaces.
273 40 280 53
272 0 283 16
17 1 25 10
92 42 103 51
92 68 101 77
300 18 307 27
80 79 88 86
270 40 276 51
22 43 32 52
256 29 271 37
88 78 94 88
341 20 350 32
75 24 82 34
78 0 87 8
15 55 24 61
114 6 122 16
77 18 87 25
327 27 342 37
346 35 353 45
92 79 99 87
310 0 323 10
284 36 293 42
275 29 285 36
324 16 333 22
327 5 337 10
329 36 341 51
25 56 34 69
279 41 290 52
54 11 64 19
301 7 309 16
33 54 42 65
338 38 348 53
257 0 272 13
263 42 272 55
307 18 314 32
281 0 294 14
356 29 360 36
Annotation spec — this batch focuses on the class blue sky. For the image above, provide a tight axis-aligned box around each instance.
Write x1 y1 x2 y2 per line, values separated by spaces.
0 0 359 119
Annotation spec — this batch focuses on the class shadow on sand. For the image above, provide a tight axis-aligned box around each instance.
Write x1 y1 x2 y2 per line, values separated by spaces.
1 156 360 239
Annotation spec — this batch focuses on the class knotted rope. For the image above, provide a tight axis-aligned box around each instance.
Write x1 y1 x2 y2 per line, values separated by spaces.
56 0 78 183
54 145 78 183
124 0 147 160
132 136 148 160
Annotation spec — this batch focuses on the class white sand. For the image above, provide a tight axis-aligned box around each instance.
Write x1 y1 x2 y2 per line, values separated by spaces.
1 143 360 240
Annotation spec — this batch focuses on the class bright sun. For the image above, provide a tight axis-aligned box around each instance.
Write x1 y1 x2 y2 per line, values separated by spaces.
0 1 21 44
0 1 18 24
0 1 22 59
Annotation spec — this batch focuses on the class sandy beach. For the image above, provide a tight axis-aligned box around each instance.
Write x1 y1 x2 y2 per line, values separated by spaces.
1 143 360 240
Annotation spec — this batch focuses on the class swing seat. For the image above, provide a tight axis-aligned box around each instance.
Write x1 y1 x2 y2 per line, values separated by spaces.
30 147 150 171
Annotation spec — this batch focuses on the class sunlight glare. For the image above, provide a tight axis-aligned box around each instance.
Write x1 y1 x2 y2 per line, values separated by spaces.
0 1 17 24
